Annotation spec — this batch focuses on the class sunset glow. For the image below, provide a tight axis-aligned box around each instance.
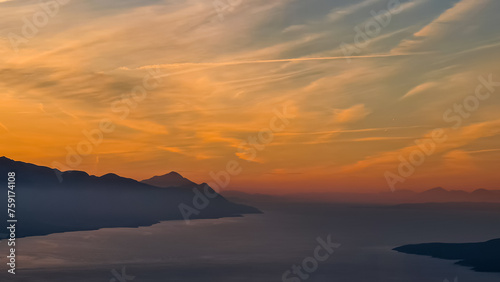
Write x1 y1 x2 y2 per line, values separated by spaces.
1 0 500 193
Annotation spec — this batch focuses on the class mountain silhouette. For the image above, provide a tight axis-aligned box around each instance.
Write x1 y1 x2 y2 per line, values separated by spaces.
0 157 260 239
141 171 197 188
222 187 500 204
394 238 500 272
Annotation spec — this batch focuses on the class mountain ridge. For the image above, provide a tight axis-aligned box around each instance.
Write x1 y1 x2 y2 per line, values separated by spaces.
222 187 500 204
0 157 261 239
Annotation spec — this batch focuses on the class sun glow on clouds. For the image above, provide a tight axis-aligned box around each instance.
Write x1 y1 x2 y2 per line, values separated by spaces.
0 0 500 193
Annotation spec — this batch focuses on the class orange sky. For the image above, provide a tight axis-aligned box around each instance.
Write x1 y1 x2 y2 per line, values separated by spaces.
1 0 500 194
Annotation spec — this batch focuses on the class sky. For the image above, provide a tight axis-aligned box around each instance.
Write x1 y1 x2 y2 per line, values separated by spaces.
0 0 500 194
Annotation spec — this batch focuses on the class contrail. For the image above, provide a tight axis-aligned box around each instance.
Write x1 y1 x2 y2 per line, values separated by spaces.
0 121 9 132
132 53 418 70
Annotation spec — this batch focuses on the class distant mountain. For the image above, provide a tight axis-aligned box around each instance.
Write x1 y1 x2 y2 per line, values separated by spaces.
394 238 500 272
222 187 500 204
410 187 500 203
221 190 281 205
141 171 197 188
0 157 260 239
414 187 473 202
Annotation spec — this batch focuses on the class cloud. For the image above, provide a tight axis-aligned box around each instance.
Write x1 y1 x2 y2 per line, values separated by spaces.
341 119 500 172
158 146 216 160
401 81 439 99
393 0 492 53
442 150 477 171
414 0 489 38
0 121 9 132
348 136 412 142
1 0 500 190
282 25 307 34
131 53 415 70
332 104 371 124
466 148 500 154
328 0 379 22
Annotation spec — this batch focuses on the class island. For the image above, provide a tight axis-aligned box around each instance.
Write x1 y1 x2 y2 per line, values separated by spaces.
394 238 500 272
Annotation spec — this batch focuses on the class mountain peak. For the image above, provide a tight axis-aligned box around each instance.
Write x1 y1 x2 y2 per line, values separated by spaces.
0 156 12 162
424 187 447 193
472 188 495 195
166 171 182 177
100 173 121 179
141 171 197 188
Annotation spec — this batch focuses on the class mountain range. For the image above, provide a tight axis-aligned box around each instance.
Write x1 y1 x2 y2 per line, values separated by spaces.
223 187 500 204
0 157 260 239
1 156 498 239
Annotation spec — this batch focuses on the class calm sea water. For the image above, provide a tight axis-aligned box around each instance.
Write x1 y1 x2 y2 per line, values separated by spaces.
1 202 500 281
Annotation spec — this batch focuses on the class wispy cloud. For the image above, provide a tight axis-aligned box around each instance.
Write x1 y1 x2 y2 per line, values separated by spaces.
401 81 439 99
328 0 379 22
0 121 9 132
332 104 371 124
1 0 500 191
130 53 417 70
393 0 492 53
341 119 500 173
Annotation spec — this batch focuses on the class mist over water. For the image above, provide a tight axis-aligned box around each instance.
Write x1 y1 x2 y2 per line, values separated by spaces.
1 202 500 282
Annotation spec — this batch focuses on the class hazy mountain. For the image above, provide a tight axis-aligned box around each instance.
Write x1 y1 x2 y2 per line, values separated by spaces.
394 238 500 272
141 171 197 188
223 187 500 204
0 157 260 239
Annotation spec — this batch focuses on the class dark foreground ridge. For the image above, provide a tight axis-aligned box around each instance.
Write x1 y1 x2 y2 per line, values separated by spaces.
0 157 261 239
393 238 500 273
